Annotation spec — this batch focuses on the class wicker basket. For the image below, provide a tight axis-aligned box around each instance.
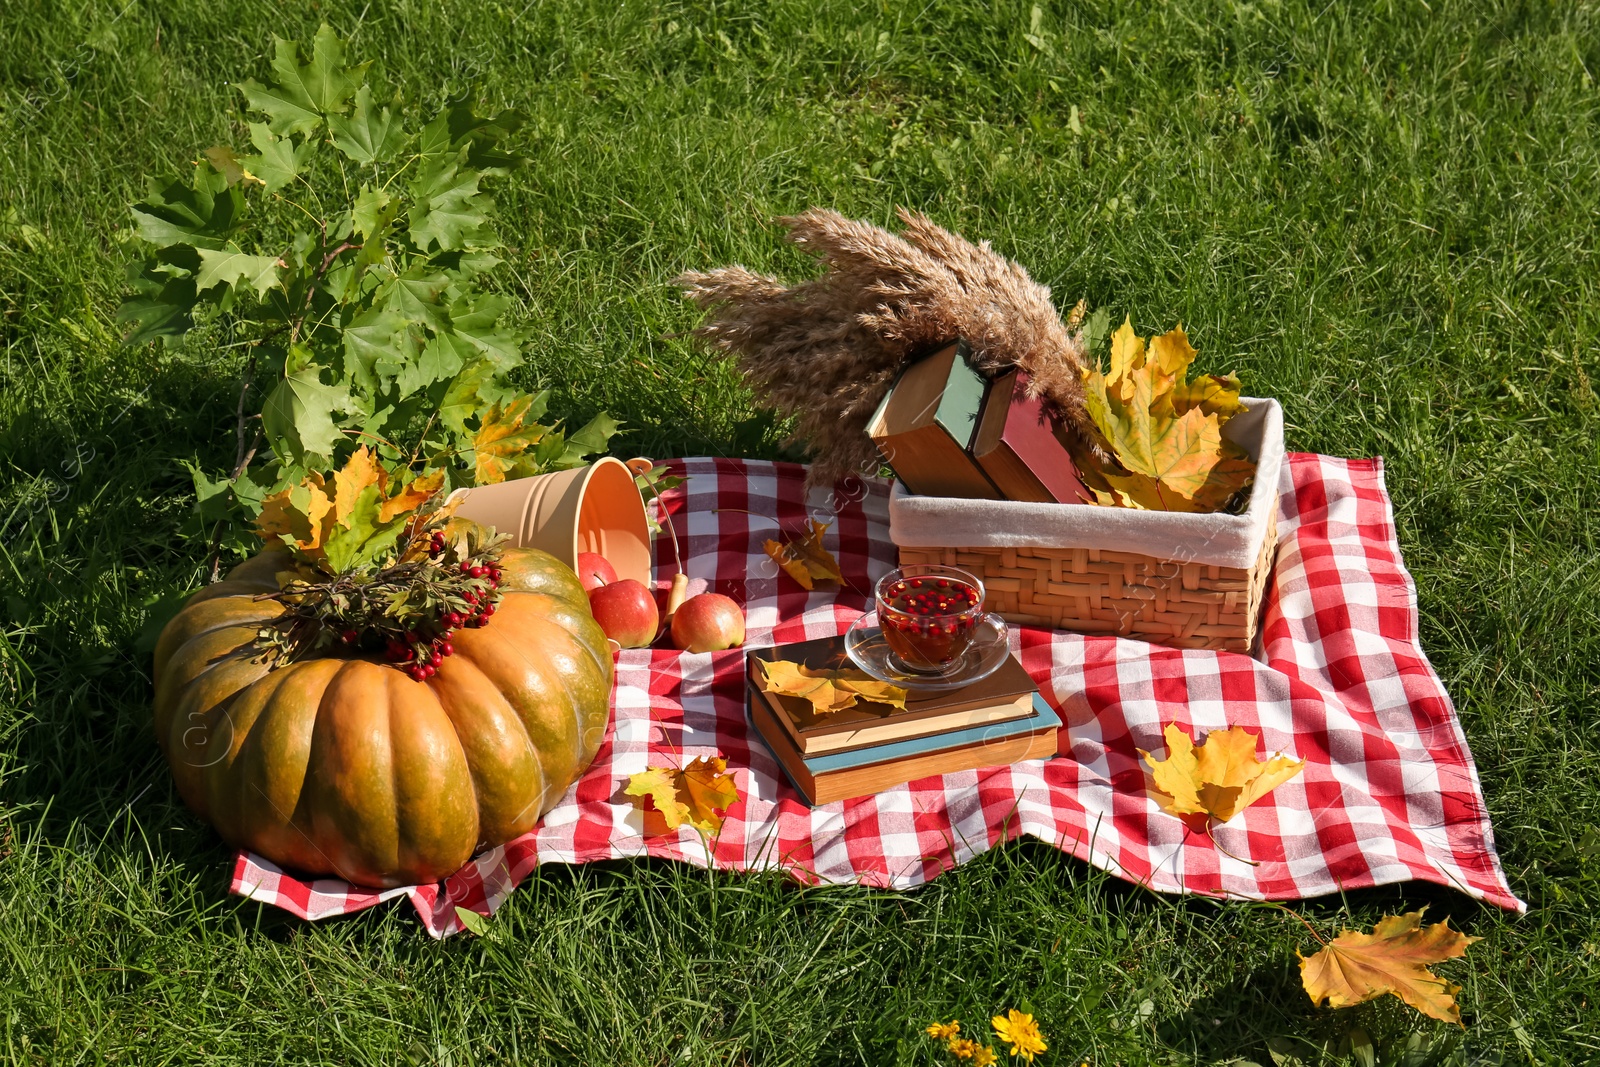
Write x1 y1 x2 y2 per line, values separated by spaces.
889 400 1284 653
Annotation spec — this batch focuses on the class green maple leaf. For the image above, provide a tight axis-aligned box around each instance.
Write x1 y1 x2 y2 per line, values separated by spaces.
261 367 349 462
241 123 312 193
130 171 242 249
398 333 470 395
441 100 528 172
351 186 395 240
408 159 492 252
341 309 408 392
195 245 285 298
560 411 623 465
329 84 406 164
242 26 366 135
320 483 406 573
117 271 198 343
437 358 504 439
379 269 451 328
449 294 524 370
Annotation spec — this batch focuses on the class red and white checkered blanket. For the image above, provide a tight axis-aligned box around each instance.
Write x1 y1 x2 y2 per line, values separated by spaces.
232 454 1523 936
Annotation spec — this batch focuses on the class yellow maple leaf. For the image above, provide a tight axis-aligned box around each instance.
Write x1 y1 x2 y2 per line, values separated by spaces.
472 394 547 485
333 444 386 525
253 448 443 570
1300 909 1480 1024
763 520 845 590
624 756 739 834
1140 723 1305 823
1078 318 1256 513
256 471 335 556
757 659 909 715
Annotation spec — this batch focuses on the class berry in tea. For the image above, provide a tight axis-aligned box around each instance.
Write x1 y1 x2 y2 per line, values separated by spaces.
879 575 981 668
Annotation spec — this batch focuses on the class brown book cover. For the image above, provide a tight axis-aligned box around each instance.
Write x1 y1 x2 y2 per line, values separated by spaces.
866 341 1001 499
970 369 1090 504
749 688 1059 806
745 635 1038 755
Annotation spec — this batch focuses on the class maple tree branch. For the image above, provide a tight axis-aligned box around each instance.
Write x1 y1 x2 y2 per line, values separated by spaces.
406 411 439 471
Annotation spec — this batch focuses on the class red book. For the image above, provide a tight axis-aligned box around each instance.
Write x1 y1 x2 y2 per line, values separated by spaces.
969 370 1089 504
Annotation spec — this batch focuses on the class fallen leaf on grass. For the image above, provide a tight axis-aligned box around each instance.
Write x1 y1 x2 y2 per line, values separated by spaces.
1300 909 1479 1024
624 756 739 834
1140 723 1304 822
758 659 908 715
764 520 844 589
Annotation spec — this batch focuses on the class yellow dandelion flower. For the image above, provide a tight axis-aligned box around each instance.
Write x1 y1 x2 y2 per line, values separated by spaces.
991 1009 1048 1062
925 1020 961 1041
971 1046 999 1067
948 1037 981 1059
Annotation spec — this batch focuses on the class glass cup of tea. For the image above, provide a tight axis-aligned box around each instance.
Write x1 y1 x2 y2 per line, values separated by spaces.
874 564 993 674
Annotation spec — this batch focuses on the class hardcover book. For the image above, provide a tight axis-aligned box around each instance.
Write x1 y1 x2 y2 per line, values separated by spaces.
745 635 1038 755
749 690 1061 806
867 341 1000 499
969 369 1090 504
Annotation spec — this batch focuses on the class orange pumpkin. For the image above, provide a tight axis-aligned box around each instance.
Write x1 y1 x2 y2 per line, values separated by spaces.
152 545 614 888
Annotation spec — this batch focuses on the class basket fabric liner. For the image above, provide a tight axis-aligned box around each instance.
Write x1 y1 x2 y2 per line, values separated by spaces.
231 453 1522 936
889 398 1284 568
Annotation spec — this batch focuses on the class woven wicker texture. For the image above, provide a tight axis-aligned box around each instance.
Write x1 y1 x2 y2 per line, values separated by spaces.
898 506 1278 652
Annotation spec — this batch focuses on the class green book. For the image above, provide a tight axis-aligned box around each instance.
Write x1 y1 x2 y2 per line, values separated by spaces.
866 341 1000 499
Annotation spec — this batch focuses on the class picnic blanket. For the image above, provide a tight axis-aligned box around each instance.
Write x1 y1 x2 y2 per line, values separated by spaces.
232 454 1523 936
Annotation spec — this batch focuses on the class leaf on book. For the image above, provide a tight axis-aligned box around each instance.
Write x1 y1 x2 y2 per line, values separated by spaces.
1300 909 1479 1024
757 659 908 715
1076 317 1256 513
763 520 844 590
1139 722 1304 823
624 756 739 834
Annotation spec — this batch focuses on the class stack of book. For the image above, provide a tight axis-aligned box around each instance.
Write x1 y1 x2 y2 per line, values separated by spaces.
746 635 1059 806
866 339 1089 504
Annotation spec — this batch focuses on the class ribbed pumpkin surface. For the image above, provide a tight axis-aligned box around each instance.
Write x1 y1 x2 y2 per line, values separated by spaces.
152 545 614 888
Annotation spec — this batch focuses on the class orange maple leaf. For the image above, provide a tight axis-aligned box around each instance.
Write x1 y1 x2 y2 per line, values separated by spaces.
256 471 336 556
379 470 444 523
624 756 739 834
1079 318 1256 513
757 659 908 715
764 520 844 590
1300 909 1480 1024
1139 723 1304 823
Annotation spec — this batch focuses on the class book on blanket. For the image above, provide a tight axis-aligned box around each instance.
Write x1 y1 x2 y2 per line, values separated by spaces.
745 634 1039 755
748 688 1060 806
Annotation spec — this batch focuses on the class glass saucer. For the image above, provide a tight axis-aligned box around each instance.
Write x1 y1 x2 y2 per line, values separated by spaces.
843 611 1009 692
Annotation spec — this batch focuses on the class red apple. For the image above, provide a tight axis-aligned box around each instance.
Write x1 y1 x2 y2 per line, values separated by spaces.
587 579 659 648
576 551 618 593
670 593 745 653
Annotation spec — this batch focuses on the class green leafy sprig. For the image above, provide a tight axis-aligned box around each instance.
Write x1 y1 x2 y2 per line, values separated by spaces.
120 25 619 572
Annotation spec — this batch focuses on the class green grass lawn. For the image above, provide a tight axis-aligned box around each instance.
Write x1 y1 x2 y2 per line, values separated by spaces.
3 0 1598 1062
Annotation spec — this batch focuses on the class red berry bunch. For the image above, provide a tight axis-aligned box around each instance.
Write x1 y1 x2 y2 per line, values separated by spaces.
254 516 509 674
379 533 506 681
